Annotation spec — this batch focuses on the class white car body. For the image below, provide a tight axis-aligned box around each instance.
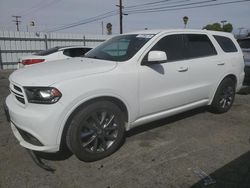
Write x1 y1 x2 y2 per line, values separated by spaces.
18 46 93 68
6 29 245 153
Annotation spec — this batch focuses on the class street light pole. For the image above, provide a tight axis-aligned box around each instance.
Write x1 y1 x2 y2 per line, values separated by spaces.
221 20 227 27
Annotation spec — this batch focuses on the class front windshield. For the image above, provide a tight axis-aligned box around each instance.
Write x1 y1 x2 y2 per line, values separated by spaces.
85 34 155 61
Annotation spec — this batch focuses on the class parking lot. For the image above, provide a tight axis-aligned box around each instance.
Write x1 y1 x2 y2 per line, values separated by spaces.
0 70 250 188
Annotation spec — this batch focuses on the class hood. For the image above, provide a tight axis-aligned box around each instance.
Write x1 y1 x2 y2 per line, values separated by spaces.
10 57 117 86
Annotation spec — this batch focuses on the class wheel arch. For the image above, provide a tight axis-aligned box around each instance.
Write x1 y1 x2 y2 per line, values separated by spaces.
58 96 129 151
209 73 237 105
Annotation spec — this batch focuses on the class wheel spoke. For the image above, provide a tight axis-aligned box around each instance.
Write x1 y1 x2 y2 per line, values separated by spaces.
104 115 115 128
105 134 116 141
80 130 94 139
104 126 117 131
100 111 107 125
100 137 107 150
92 137 98 152
222 99 227 108
82 134 97 147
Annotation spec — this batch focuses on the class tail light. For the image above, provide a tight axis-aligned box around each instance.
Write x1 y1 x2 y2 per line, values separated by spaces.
21 59 45 65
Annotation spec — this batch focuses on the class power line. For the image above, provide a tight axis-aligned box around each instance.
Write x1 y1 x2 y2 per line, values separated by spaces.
41 0 189 33
18 0 63 17
125 0 217 13
16 0 46 15
126 0 250 14
124 0 190 10
44 10 118 32
42 0 250 33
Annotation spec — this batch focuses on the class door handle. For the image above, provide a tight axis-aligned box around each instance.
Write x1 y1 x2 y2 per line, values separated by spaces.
217 62 225 66
178 67 188 72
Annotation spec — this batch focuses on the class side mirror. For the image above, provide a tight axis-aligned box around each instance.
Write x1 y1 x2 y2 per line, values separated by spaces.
147 51 167 63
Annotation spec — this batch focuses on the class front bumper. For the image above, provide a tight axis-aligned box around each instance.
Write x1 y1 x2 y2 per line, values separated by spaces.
5 94 63 152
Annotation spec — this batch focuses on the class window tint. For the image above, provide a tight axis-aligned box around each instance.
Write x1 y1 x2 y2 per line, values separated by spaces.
214 35 238 52
237 39 250 49
63 48 92 57
151 34 185 62
184 34 217 59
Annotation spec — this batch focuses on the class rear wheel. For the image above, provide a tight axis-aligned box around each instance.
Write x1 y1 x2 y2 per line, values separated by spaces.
210 78 236 114
66 101 125 162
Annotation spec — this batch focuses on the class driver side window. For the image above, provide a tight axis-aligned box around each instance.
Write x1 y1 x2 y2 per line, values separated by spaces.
144 34 185 62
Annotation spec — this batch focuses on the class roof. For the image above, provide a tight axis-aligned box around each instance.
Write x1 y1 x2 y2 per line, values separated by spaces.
126 29 234 37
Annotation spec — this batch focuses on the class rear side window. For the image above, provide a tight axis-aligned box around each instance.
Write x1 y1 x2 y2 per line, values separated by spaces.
184 34 217 59
63 48 92 57
214 35 238 53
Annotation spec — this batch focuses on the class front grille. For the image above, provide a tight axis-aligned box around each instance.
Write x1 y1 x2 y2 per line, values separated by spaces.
16 96 25 104
10 84 26 104
14 85 22 93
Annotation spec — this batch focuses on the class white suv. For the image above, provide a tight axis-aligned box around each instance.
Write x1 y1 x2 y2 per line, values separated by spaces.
5 29 245 161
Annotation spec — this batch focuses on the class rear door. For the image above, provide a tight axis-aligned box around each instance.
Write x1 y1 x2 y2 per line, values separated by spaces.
181 34 221 100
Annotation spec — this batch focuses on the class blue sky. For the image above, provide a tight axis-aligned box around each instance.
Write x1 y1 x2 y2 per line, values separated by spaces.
0 0 249 35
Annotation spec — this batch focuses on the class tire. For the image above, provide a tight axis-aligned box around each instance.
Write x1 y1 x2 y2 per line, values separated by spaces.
210 78 236 114
66 101 125 162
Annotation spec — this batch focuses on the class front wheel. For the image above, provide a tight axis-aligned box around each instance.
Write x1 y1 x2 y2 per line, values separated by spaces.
210 78 236 114
66 101 125 162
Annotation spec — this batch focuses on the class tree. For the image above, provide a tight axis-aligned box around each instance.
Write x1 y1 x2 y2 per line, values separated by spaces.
202 22 233 33
223 23 233 32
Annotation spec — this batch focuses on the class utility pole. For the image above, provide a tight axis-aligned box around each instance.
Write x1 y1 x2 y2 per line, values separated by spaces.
116 0 123 34
12 15 21 31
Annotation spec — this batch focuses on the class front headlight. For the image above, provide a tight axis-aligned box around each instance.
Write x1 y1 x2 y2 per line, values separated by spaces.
24 87 62 104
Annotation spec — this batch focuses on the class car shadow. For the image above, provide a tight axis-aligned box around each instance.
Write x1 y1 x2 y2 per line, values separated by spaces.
126 106 208 137
33 145 72 161
238 85 250 95
191 151 250 188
